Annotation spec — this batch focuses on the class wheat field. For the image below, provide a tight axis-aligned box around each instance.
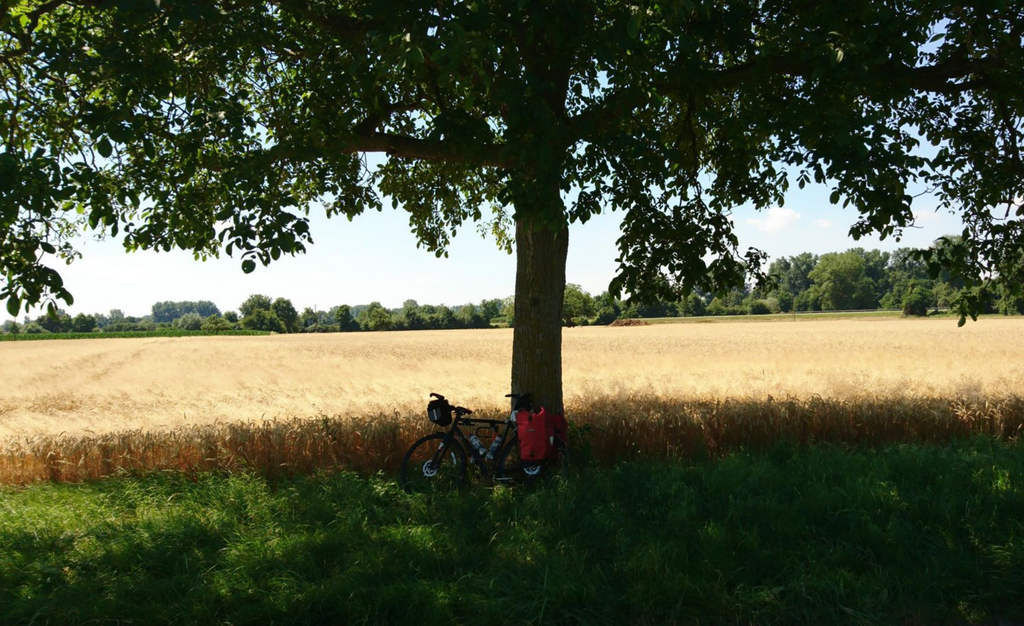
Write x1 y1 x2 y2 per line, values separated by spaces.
1 317 1023 439
1 317 1023 482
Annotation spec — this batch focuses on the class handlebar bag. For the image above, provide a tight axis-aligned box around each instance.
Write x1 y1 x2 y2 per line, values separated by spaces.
516 409 550 461
427 399 454 426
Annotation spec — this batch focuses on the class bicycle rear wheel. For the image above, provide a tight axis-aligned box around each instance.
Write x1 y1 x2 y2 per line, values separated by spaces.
399 433 467 493
495 435 569 487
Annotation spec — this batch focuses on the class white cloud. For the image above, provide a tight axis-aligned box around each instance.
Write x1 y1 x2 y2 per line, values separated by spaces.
745 207 801 233
814 219 833 229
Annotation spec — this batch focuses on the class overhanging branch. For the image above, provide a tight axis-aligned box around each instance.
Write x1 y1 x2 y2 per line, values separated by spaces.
570 55 1008 141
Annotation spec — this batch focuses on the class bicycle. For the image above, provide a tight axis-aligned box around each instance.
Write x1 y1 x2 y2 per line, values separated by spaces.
399 392 569 493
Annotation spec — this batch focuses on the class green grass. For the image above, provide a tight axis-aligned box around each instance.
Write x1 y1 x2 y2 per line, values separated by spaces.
2 438 1023 625
0 329 271 341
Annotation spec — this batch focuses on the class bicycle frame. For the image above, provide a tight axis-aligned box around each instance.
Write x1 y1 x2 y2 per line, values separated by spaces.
436 413 516 478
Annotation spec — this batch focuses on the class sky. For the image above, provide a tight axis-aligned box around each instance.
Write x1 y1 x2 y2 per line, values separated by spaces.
2 175 962 323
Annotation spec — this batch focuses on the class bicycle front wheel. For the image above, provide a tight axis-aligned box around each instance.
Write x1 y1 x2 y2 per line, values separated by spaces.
399 433 468 493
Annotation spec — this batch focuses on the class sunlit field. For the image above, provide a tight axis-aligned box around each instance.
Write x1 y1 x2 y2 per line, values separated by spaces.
2 317 1022 439
2 317 1023 483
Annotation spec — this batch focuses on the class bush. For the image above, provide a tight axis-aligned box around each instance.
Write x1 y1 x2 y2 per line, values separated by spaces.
706 298 728 316
794 289 821 312
201 315 235 332
902 285 934 317
594 307 618 325
176 312 204 331
22 323 47 334
748 300 771 315
776 290 794 313
241 309 285 333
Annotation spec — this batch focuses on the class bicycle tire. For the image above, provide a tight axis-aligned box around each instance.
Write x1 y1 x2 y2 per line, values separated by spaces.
495 435 569 487
399 433 468 493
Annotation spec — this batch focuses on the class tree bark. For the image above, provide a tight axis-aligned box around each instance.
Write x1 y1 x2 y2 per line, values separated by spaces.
511 219 569 414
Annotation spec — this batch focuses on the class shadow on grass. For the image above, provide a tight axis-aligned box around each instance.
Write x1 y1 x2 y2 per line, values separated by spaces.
1 438 1023 625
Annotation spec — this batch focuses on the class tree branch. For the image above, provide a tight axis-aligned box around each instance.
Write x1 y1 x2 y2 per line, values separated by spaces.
340 131 508 168
569 55 1007 142
266 0 377 40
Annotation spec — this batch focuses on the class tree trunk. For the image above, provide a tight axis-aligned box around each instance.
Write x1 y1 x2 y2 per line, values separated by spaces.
511 219 569 414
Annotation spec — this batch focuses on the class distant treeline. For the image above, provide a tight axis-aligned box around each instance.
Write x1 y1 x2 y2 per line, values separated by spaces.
3 245 1021 337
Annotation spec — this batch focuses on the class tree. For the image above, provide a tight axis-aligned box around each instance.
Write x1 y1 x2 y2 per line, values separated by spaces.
3 2 1023 412
809 251 877 310
241 309 285 333
71 313 97 333
239 295 273 318
332 305 359 332
175 312 203 331
358 302 393 332
271 298 299 333
223 311 240 324
562 284 595 326
202 315 235 332
401 300 425 330
903 283 934 317
300 307 319 330
1 320 18 334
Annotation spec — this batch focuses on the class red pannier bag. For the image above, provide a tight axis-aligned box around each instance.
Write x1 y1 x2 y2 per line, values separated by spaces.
516 409 550 462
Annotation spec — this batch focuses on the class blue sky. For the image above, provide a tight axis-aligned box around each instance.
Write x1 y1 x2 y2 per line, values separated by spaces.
2 175 961 322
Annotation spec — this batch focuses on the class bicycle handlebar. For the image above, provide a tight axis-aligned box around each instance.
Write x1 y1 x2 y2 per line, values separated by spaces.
430 392 444 400
455 406 473 416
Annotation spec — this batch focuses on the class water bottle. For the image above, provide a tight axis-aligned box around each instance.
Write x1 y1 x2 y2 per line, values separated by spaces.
469 435 487 456
485 435 503 460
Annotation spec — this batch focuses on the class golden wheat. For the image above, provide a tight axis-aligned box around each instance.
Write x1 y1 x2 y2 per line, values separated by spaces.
1 317 1022 483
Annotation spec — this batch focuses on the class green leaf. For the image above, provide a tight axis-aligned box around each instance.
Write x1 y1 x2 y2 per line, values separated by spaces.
242 259 256 273
6 295 20 317
97 137 113 159
627 12 642 39
408 47 424 64
829 190 840 204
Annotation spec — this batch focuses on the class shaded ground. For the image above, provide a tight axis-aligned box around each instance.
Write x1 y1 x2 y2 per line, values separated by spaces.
2 438 1022 625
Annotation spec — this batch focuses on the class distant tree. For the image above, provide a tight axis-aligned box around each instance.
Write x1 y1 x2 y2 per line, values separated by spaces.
902 283 934 317
239 294 273 317
241 309 285 333
22 323 46 334
455 303 486 329
434 305 456 330
681 293 706 317
202 315 235 332
193 301 221 318
38 310 71 333
402 299 425 330
794 288 822 312
809 251 877 310
151 301 182 323
1 320 19 334
271 298 299 333
223 311 240 324
71 314 97 333
108 309 125 324
562 284 595 326
300 307 319 330
176 312 203 331
747 300 771 315
500 297 516 326
775 291 794 313
478 299 504 325
359 302 393 332
333 305 359 332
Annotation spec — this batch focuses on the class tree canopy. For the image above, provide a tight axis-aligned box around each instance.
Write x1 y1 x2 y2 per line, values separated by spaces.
3 0 1023 407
